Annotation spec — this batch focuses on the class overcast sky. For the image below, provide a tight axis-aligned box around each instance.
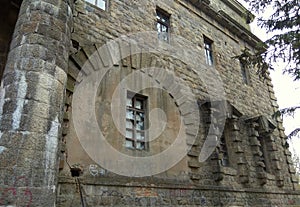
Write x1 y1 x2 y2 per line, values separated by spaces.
238 0 300 159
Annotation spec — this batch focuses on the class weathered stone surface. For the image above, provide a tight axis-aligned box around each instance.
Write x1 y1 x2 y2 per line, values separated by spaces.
0 0 299 206
0 0 73 206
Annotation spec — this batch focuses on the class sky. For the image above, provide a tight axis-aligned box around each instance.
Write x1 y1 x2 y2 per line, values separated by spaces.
238 1 300 161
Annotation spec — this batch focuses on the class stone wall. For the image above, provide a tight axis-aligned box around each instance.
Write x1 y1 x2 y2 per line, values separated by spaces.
0 0 297 206
56 0 300 206
57 177 300 206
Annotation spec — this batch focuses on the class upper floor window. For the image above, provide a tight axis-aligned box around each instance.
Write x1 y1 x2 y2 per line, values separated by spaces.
204 36 214 66
240 62 250 85
156 8 170 42
126 92 147 150
86 0 107 10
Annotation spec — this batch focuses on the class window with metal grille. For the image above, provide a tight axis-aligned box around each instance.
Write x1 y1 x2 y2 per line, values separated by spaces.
86 0 107 10
156 9 170 42
126 92 147 150
204 36 214 66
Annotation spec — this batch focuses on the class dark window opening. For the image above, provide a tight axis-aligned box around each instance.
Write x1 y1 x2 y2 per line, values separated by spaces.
204 36 214 66
126 92 147 150
156 8 170 42
219 135 230 167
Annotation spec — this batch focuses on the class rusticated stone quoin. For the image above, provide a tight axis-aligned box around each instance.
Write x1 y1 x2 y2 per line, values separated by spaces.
0 0 73 206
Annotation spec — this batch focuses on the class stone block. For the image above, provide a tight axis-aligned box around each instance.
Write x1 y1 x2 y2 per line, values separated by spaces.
186 126 199 137
288 165 296 174
250 138 260 146
239 175 249 184
270 154 279 161
183 113 198 125
274 162 281 170
284 149 292 156
189 173 200 180
107 42 121 67
140 51 151 69
291 174 299 183
287 157 294 164
179 102 195 116
130 43 141 69
153 68 167 84
169 84 183 99
236 157 246 164
235 146 244 153
188 160 201 168
187 148 200 157
146 66 155 77
162 72 175 91
249 128 259 137
97 44 112 67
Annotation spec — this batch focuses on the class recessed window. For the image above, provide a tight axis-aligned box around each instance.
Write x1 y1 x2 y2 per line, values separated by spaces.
258 136 270 173
126 92 147 150
156 8 170 42
219 135 230 166
86 0 107 10
240 62 250 85
204 36 214 66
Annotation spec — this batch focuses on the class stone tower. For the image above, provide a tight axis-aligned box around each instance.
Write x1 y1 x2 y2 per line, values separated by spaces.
0 0 299 206
0 0 73 206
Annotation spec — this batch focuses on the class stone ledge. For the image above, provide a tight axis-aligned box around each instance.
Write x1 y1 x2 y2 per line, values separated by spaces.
177 0 260 48
59 177 300 196
57 176 300 195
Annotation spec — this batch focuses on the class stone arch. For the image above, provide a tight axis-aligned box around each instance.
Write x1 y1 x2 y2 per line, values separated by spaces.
64 41 201 176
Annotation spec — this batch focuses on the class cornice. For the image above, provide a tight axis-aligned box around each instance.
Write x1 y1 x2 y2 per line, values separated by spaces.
186 0 261 47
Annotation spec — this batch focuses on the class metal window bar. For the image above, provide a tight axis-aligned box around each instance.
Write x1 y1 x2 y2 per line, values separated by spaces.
126 93 146 150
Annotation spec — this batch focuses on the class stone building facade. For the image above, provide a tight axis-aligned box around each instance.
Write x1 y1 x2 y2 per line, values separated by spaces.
0 0 299 206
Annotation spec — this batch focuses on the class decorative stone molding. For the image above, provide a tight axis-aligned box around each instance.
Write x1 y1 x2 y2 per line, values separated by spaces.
183 0 260 47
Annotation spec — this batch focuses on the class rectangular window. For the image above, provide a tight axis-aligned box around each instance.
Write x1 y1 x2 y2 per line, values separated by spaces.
240 62 250 85
86 0 107 10
156 9 170 42
126 92 147 150
204 36 214 66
